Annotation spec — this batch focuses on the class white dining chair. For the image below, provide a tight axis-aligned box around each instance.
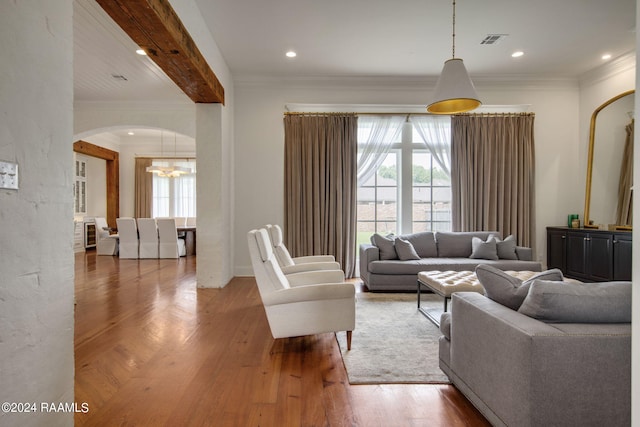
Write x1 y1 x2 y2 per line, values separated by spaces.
173 217 187 227
94 217 118 256
137 218 159 258
116 217 139 259
157 218 186 258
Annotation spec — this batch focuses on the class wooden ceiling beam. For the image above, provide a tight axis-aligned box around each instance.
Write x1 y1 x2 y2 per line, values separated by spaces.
97 0 225 104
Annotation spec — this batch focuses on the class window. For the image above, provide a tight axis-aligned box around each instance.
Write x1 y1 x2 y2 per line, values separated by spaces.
357 151 399 244
74 156 87 215
151 160 197 218
356 118 451 245
412 151 451 232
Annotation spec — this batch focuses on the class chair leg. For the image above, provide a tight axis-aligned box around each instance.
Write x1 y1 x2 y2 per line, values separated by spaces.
346 330 352 351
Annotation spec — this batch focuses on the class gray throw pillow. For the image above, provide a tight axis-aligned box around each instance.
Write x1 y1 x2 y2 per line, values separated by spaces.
518 280 632 323
476 265 564 310
370 233 398 260
494 235 518 260
435 231 500 257
470 237 498 260
398 232 437 258
394 238 421 260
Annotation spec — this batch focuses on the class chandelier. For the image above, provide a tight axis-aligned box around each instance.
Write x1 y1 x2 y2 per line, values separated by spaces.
146 131 192 177
427 0 481 114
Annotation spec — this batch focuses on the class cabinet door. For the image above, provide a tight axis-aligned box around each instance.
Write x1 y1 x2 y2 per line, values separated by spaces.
613 234 632 281
588 234 613 281
566 232 588 279
547 229 566 271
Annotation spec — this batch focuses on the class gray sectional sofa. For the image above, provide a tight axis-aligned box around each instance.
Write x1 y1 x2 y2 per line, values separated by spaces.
359 231 542 291
439 281 632 427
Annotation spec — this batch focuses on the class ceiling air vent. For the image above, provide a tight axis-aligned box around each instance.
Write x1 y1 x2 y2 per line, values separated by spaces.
111 74 128 81
481 34 508 45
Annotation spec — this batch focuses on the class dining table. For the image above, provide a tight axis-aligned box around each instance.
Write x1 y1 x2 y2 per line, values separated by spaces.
177 226 196 256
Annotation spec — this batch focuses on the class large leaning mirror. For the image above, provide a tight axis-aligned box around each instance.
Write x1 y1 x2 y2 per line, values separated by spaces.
584 89 634 230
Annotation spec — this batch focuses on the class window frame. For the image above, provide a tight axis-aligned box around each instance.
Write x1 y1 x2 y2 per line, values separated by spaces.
356 121 452 238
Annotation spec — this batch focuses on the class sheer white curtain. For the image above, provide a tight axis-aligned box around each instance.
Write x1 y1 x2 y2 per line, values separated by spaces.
151 160 196 218
357 115 405 185
411 115 451 176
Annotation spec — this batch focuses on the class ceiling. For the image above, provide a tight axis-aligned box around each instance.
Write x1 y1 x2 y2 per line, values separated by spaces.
74 0 636 103
197 0 636 80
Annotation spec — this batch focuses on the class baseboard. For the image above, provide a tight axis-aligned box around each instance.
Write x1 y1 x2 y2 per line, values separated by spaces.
234 266 254 277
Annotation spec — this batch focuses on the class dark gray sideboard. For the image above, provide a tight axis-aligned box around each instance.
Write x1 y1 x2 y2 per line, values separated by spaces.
546 226 632 282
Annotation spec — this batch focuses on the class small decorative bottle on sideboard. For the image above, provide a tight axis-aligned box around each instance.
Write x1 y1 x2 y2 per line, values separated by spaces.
546 227 632 282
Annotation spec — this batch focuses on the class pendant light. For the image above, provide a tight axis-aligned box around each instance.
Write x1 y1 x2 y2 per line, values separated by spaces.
146 131 192 178
427 0 481 114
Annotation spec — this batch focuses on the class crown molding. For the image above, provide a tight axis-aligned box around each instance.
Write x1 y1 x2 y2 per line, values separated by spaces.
234 73 579 91
579 51 636 88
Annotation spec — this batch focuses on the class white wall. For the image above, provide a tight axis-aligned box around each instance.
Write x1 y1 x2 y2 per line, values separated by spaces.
86 155 107 218
232 77 581 275
0 1 75 426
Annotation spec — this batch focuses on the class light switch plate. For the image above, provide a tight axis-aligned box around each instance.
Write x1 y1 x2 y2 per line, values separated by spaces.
0 160 19 190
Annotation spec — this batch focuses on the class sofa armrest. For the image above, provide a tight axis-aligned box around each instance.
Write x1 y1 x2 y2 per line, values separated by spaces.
262 282 355 306
293 255 336 264
358 244 379 286
286 270 345 287
515 245 532 260
281 261 341 275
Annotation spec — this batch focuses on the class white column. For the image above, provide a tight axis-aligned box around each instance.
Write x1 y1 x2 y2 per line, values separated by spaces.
0 1 75 425
196 103 233 287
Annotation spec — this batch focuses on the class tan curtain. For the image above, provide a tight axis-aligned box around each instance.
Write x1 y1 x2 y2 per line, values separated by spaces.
451 113 536 249
616 120 634 226
134 158 153 218
283 114 358 277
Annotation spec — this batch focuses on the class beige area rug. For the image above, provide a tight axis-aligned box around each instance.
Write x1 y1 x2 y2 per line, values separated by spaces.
335 292 450 384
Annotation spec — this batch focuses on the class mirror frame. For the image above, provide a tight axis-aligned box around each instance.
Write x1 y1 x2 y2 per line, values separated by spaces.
583 89 635 230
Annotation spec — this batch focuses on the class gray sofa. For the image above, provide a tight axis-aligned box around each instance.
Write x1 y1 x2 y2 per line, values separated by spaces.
439 289 631 427
359 231 542 291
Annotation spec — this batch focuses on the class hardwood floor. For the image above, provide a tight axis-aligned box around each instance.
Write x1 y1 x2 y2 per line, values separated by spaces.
74 251 490 426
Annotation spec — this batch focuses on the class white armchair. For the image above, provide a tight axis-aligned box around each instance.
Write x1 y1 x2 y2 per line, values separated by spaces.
94 217 118 256
248 228 355 349
265 224 341 274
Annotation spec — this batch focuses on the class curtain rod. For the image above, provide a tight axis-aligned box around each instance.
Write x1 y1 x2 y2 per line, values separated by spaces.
455 112 535 117
283 112 434 116
283 112 534 117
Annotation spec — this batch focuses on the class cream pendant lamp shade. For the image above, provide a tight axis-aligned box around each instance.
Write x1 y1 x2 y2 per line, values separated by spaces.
427 58 481 114
427 0 481 114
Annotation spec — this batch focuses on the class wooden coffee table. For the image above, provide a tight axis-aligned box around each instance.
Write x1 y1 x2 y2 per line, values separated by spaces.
417 270 539 326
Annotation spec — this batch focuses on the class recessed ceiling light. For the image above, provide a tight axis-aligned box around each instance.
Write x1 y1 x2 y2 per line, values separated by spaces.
602 53 612 60
511 51 524 58
136 49 147 56
285 51 297 58
128 131 135 136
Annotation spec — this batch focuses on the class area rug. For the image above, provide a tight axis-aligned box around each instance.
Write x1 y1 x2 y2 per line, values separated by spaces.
335 292 450 384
